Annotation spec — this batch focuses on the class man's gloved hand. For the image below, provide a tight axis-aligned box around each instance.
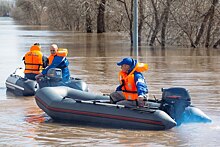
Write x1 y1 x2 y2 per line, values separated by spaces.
138 95 144 101
138 95 145 107
138 94 149 107
144 94 149 101
138 94 148 101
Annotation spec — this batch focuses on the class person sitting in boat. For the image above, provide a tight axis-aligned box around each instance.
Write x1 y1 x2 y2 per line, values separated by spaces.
23 43 48 80
35 44 70 82
110 57 149 107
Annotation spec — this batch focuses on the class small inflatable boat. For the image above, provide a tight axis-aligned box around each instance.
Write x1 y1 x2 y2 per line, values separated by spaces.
34 86 211 130
5 68 88 96
5 68 37 96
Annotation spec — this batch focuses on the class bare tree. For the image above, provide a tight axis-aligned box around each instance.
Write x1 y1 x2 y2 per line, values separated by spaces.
47 0 78 30
213 38 220 48
194 0 219 47
149 0 162 46
161 0 173 48
11 0 220 49
12 0 47 25
205 0 219 47
117 0 147 44
0 1 11 16
97 0 106 33
117 0 133 43
148 0 174 48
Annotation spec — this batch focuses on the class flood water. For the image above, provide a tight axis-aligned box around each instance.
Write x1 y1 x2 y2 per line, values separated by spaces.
1 17 220 146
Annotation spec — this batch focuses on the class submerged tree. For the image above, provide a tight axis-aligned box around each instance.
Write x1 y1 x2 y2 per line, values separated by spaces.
97 0 106 33
194 0 219 47
11 0 220 48
0 1 12 16
12 0 47 25
84 1 93 33
116 0 147 44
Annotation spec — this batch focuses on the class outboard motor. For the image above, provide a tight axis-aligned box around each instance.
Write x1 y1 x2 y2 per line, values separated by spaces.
47 68 63 82
159 87 191 125
38 68 89 92
38 68 63 88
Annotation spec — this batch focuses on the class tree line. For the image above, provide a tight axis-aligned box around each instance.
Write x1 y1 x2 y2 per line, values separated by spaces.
0 0 12 17
7 0 220 48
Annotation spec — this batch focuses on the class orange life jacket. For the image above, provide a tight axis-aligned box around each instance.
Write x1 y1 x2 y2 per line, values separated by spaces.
119 63 148 101
48 54 55 65
48 48 68 65
24 45 43 74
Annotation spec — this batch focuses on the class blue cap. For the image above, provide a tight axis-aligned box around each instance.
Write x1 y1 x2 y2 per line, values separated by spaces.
117 57 133 66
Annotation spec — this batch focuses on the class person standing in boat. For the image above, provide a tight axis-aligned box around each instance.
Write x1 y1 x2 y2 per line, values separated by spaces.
23 43 48 80
35 44 70 82
110 57 149 107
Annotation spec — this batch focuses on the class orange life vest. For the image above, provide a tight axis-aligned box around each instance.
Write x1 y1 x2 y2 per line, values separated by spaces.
48 54 55 65
48 48 68 65
24 45 43 74
119 63 148 101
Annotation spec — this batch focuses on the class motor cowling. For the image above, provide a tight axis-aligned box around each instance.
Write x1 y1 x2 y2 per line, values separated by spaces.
47 68 62 82
37 68 89 92
38 68 63 88
159 87 191 125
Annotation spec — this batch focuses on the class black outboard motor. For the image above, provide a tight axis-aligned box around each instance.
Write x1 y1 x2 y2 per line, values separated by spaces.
159 87 191 125
47 68 63 82
38 68 63 88
38 68 88 92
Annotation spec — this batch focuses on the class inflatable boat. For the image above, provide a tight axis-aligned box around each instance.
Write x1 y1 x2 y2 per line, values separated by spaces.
5 68 88 96
34 86 211 130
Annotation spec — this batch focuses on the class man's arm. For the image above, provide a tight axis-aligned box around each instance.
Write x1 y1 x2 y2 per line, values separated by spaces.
134 72 148 96
42 56 63 75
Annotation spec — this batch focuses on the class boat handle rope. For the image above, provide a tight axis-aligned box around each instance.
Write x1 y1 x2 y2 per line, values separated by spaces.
73 99 156 113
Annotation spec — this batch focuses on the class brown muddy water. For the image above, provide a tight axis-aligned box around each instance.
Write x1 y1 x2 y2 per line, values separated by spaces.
0 17 220 146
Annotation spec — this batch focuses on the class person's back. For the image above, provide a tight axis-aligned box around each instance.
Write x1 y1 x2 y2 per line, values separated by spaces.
23 43 48 80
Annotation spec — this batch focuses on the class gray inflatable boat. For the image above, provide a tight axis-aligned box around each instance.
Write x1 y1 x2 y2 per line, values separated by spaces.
6 68 88 96
35 87 212 130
